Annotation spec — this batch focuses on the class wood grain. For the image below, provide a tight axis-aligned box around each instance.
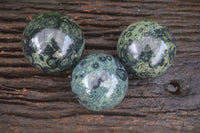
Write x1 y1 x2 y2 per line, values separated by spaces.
0 0 200 132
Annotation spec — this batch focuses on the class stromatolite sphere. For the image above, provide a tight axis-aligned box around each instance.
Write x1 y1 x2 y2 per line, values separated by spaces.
117 20 176 78
22 12 85 73
71 54 128 111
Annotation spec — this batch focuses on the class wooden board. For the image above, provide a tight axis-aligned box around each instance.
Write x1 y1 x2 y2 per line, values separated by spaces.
0 0 200 132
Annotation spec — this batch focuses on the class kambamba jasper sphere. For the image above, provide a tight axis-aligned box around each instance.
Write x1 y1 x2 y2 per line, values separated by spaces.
22 12 85 73
71 53 128 111
117 20 176 78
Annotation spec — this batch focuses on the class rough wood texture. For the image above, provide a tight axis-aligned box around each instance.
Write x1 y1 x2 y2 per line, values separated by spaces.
0 0 200 132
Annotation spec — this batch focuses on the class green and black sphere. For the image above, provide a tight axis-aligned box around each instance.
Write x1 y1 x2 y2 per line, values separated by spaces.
22 12 85 73
71 54 128 111
117 20 176 78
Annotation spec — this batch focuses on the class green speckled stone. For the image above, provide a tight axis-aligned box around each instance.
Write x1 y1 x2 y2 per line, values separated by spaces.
71 53 128 111
117 20 176 78
22 12 85 73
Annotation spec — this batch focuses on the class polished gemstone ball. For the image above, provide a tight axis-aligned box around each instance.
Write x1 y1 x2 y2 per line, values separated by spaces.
117 20 176 78
22 12 85 73
71 53 128 111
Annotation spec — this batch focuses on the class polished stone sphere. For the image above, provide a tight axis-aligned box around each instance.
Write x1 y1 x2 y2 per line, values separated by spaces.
22 12 85 73
117 20 176 78
71 53 128 111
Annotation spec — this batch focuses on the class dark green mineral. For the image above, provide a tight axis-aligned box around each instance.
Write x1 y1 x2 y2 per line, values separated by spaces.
22 12 85 73
71 53 128 111
117 20 176 78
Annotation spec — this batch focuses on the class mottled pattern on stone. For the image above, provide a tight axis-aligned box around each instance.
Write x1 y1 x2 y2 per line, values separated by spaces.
117 20 176 78
71 53 128 111
22 12 85 73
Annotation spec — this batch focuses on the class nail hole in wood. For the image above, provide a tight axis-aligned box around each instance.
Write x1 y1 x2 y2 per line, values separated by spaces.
166 80 181 95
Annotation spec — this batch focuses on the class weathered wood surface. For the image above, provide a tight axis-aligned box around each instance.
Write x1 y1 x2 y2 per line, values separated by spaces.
0 0 200 132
